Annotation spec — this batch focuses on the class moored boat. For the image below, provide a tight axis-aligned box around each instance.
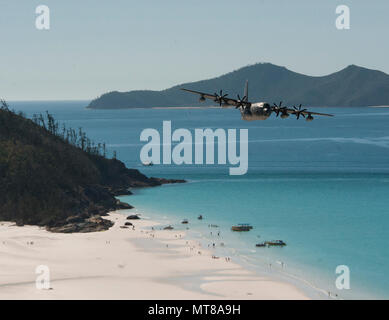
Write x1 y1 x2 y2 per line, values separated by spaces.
231 224 253 232
255 242 266 247
264 240 286 246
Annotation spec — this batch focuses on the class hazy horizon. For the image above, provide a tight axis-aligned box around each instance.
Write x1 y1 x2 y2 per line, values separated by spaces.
1 0 389 100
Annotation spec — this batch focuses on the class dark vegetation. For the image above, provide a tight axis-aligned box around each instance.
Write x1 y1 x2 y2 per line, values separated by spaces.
0 100 184 232
87 63 389 109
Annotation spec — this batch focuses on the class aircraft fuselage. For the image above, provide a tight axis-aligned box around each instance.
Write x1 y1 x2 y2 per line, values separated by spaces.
240 102 272 121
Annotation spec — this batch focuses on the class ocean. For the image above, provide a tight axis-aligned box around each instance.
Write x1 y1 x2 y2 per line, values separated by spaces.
12 100 389 299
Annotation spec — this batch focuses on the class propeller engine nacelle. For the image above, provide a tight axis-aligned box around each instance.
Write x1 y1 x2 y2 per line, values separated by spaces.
273 102 289 119
293 104 307 120
214 90 229 107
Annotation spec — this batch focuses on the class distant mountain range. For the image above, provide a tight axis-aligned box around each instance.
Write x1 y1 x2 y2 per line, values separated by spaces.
87 63 389 109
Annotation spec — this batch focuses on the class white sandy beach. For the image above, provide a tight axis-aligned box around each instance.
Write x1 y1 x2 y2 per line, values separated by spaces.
0 212 308 300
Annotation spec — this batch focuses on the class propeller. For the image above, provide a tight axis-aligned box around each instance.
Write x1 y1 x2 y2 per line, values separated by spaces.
293 104 307 120
214 90 228 106
273 101 288 117
235 94 247 109
273 101 283 108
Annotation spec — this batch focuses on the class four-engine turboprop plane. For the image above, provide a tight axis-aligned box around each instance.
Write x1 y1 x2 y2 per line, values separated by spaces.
181 81 334 121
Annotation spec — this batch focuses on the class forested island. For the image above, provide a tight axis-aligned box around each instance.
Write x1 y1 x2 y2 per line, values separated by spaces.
87 63 389 109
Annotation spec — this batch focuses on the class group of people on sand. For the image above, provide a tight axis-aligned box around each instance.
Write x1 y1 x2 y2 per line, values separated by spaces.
124 215 233 263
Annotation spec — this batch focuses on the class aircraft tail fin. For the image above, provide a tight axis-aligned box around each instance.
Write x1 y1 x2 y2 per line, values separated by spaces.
244 80 248 101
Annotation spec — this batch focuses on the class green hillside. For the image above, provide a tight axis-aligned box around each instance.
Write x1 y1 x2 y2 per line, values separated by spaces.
0 101 183 231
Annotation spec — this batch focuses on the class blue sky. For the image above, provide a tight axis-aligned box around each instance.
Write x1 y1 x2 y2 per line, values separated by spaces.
1 0 388 100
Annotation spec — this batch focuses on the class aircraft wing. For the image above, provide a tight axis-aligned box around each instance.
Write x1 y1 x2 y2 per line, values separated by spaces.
180 88 249 107
300 110 334 117
288 108 334 117
272 105 334 118
180 88 217 101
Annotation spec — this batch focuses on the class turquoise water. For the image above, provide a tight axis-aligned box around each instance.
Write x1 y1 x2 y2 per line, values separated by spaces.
13 101 389 299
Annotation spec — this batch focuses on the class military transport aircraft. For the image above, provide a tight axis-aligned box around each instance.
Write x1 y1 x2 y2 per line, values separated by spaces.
181 81 334 121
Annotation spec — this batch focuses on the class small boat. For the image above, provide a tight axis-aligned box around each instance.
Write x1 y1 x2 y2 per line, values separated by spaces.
197 215 203 220
142 161 153 166
265 240 286 247
231 224 253 232
181 219 189 224
255 242 266 247
163 225 174 230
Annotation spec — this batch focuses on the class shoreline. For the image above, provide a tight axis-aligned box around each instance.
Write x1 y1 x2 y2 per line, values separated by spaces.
0 211 309 300
148 210 333 300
